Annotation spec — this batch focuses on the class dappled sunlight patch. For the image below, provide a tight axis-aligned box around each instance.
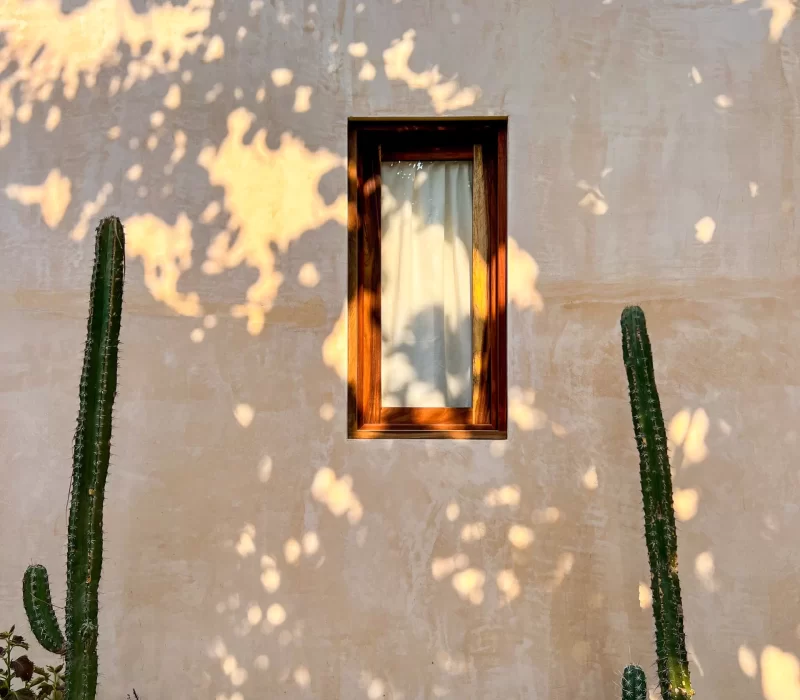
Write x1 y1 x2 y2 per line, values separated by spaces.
668 407 709 466
293 86 313 113
497 569 521 604
484 484 521 509
298 262 320 287
124 212 202 316
266 603 287 626
311 467 364 523
234 403 255 427
761 645 800 700
319 402 335 420
451 567 485 604
639 582 652 609
271 68 294 86
436 650 468 676
284 538 301 564
446 502 461 521
293 666 311 689
431 553 469 581
383 29 480 113
532 507 560 524
582 464 599 490
694 551 717 592
323 302 348 381
576 181 609 216
260 555 281 593
691 66 703 84
5 168 71 228
750 181 760 197
694 216 716 243
204 35 225 62
198 108 346 334
45 105 61 131
548 552 575 591
739 645 758 678
235 524 256 557
673 488 699 522
460 521 486 542
508 387 548 431
508 237 544 311
715 94 733 109
0 0 213 147
508 524 535 549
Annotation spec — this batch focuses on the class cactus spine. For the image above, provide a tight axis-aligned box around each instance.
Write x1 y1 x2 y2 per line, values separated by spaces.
622 665 648 700
621 306 693 699
22 217 125 700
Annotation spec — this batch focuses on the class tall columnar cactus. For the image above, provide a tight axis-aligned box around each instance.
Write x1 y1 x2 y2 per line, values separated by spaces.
621 306 694 699
22 217 125 700
621 665 648 700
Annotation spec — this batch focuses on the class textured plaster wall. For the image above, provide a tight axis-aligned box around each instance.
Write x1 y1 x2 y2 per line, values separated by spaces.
1 0 799 698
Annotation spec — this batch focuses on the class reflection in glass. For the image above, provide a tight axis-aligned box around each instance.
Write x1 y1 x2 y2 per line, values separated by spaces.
380 160 473 408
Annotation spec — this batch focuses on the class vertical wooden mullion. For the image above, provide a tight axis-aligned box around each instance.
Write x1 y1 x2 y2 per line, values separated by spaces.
472 145 490 425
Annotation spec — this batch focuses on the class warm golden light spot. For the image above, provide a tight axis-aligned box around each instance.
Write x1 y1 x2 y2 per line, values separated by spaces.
508 524 535 549
15 102 32 123
549 552 575 590
578 190 609 215
293 85 313 112
319 403 335 421
762 0 796 42
200 201 221 224
234 87 244 100
484 485 521 508
257 455 273 483
739 645 758 678
107 126 121 140
150 111 165 129
284 538 301 564
298 262 320 287
190 328 205 343
460 522 486 543
669 408 709 466
761 645 800 700
749 181 760 197
695 551 716 591
302 531 320 555
271 68 294 86
367 678 386 700
146 135 158 151
359 60 377 81
235 524 256 557
322 302 347 380
582 464 599 490
294 666 311 688
451 567 485 604
198 108 346 334
5 169 71 228
715 94 733 109
247 605 263 625
203 314 218 329
266 603 287 626
70 183 113 241
695 216 716 243
124 212 202 316
126 164 143 181
163 84 181 110
532 507 560 524
674 488 699 522
0 0 213 147
431 554 468 581
204 83 224 103
691 66 703 84
508 387 548 431
236 26 247 41
639 582 652 609
45 105 60 131
204 34 225 61
256 86 266 102
446 502 460 521
383 29 480 113
108 76 121 96
234 403 255 427
311 467 363 523
260 567 280 593
497 569 521 604
254 655 270 671
348 42 368 57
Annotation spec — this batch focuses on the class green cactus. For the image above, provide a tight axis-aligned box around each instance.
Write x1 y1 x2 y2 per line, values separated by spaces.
621 306 694 699
22 217 125 700
22 565 65 655
622 665 648 700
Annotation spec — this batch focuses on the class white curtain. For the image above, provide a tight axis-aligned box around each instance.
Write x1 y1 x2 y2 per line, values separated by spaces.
380 160 473 408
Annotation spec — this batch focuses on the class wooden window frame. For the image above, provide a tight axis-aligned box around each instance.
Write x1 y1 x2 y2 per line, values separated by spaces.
348 118 507 439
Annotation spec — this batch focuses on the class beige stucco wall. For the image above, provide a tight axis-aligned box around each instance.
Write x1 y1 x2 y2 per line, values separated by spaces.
1 0 800 698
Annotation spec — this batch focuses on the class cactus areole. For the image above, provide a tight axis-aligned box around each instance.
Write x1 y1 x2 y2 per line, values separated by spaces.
621 306 694 700
22 217 125 700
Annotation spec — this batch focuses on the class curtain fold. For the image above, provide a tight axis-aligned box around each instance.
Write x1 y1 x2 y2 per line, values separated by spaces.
380 160 473 408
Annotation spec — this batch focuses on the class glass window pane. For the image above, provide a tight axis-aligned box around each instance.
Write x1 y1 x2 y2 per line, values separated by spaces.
380 160 473 408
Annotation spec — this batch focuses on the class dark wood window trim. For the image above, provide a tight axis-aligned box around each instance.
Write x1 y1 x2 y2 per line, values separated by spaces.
347 118 507 439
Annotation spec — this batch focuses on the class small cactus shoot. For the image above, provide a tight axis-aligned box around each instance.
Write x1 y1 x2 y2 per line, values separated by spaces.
22 217 125 700
622 665 648 700
621 306 693 699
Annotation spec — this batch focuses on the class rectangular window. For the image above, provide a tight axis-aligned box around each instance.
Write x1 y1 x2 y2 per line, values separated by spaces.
348 119 507 439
